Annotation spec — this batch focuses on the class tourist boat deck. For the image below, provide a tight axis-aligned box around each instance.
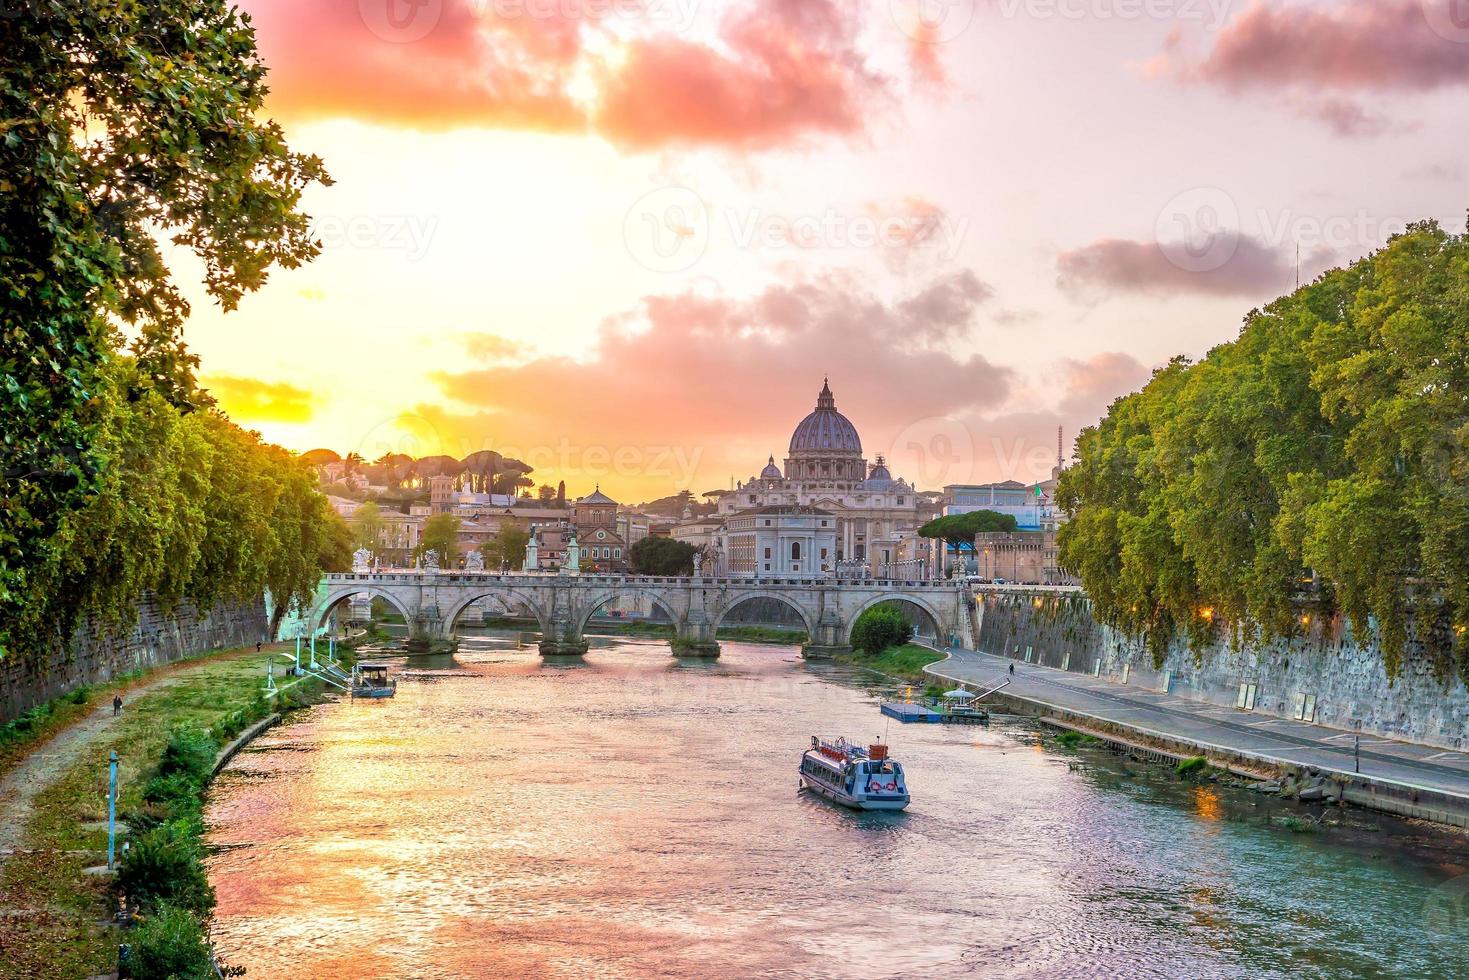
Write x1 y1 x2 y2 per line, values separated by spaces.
351 663 397 699
799 736 910 810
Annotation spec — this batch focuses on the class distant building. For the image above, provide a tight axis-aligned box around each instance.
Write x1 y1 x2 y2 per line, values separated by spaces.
723 505 836 577
974 529 1076 585
671 516 722 552
575 486 627 572
714 380 923 563
325 495 360 518
942 481 1056 531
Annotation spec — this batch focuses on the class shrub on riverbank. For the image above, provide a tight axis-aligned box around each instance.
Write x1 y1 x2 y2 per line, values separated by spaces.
124 904 237 980
851 606 914 656
117 821 216 916
1056 730 1102 749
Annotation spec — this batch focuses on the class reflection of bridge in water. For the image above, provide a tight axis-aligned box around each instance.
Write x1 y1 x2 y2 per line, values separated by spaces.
312 572 977 658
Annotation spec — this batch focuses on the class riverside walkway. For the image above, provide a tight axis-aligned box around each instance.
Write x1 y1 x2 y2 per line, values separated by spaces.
925 645 1469 825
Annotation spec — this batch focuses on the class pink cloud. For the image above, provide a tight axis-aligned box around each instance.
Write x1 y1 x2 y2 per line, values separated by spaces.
243 0 587 132
241 0 910 149
594 0 887 150
1055 235 1334 300
420 271 1006 492
1149 1 1469 136
1170 1 1469 92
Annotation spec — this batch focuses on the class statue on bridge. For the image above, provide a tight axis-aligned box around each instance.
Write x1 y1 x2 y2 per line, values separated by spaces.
525 533 540 571
464 550 485 572
422 549 441 572
352 548 372 573
565 530 580 574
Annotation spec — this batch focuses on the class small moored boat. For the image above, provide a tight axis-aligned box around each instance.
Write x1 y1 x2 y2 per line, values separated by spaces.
799 736 910 811
351 663 397 699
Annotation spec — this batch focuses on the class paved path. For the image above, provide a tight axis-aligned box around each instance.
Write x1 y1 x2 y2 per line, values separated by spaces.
926 646 1469 803
0 647 268 857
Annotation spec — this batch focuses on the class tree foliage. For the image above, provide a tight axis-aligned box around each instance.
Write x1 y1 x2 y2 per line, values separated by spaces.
918 510 1018 552
1 0 329 648
1057 220 1469 678
7 355 346 659
628 536 697 575
850 605 914 656
482 525 529 571
419 513 460 565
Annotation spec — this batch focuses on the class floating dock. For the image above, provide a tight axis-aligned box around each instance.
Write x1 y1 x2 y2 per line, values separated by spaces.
880 702 989 725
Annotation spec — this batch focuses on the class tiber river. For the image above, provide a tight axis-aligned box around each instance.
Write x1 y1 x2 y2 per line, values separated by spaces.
205 635 1469 979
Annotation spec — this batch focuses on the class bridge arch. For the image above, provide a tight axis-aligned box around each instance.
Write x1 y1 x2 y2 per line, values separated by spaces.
443 587 550 633
311 587 415 633
577 588 680 633
713 591 816 636
845 592 947 644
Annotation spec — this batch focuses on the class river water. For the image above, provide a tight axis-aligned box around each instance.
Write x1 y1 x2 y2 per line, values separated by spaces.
205 637 1469 979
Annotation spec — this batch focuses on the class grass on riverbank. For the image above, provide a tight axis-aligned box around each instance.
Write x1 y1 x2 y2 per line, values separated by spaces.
0 644 334 980
834 643 946 684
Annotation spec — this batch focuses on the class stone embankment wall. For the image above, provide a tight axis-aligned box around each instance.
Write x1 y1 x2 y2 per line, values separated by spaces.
0 595 268 724
977 590 1469 750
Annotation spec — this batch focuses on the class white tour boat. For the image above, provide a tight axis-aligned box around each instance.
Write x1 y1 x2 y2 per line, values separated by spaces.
799 736 910 811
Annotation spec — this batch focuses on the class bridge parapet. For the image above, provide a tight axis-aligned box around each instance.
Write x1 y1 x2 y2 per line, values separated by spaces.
313 572 974 659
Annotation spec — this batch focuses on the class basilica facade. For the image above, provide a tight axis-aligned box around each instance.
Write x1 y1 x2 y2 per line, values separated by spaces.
706 380 930 571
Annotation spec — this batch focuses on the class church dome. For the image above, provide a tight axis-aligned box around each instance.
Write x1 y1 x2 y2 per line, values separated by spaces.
789 380 862 455
863 455 896 489
760 455 782 480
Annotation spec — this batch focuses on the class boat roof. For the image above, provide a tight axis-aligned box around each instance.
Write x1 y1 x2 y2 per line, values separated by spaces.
358 662 392 670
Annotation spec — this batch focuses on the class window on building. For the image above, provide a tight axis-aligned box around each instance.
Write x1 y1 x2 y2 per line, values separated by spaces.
763 563 770 571
820 548 828 559
791 542 801 560
750 494 757 503
897 497 905 505
614 548 622 558
763 547 771 559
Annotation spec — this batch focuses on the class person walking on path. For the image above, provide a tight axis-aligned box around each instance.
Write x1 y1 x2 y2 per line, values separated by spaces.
112 694 122 717
256 640 263 653
1008 662 1015 677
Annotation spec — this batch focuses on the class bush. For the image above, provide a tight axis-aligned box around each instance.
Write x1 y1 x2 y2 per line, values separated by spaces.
158 726 218 785
1176 756 1209 779
1056 730 1101 749
117 821 216 915
123 904 217 980
142 772 203 817
850 606 913 656
68 685 91 705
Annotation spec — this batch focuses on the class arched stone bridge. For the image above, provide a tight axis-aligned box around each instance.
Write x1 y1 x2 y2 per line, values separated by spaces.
310 572 977 658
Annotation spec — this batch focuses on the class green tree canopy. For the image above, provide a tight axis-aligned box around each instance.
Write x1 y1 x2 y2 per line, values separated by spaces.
483 525 529 571
1058 220 1469 679
2 0 329 654
918 510 1018 552
419 513 461 566
850 605 914 656
628 537 697 575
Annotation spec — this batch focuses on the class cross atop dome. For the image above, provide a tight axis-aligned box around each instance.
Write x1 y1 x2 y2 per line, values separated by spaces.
816 377 836 410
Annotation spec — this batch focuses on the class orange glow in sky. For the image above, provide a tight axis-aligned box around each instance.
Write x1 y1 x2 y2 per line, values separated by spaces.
183 0 1469 501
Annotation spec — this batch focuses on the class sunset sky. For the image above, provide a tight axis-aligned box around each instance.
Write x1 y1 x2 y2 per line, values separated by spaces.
182 0 1469 500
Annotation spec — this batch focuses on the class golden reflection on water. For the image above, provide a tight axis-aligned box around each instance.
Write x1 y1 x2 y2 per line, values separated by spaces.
205 639 1469 979
1192 786 1223 823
